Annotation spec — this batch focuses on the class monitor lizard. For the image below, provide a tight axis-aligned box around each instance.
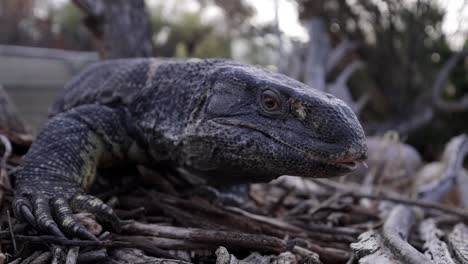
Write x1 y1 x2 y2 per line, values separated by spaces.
13 58 367 240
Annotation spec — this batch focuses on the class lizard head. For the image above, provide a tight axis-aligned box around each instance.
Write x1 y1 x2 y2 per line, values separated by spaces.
181 62 367 185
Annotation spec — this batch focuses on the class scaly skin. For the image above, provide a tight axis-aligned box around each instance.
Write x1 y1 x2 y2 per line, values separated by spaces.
13 58 367 240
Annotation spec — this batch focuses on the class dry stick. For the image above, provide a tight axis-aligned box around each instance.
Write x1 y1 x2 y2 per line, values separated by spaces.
9 258 22 264
0 234 184 261
146 191 287 237
309 179 468 221
51 246 66 264
7 210 17 255
419 218 455 264
29 252 52 264
116 235 211 251
346 192 468 221
0 135 12 168
19 251 42 264
65 247 79 264
224 206 303 234
447 223 468 262
307 192 347 216
0 134 12 206
123 221 287 253
268 186 295 214
76 249 107 263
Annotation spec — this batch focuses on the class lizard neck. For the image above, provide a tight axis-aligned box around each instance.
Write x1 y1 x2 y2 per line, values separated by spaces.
129 59 221 162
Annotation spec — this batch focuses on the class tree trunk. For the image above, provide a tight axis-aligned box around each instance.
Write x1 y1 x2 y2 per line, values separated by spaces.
73 0 154 59
0 85 32 147
303 18 329 91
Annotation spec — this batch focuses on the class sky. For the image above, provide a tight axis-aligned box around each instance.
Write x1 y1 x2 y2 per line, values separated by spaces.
247 0 468 49
248 0 307 41
439 0 468 49
48 0 467 49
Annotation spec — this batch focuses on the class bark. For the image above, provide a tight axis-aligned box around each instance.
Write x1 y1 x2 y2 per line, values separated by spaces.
416 134 468 203
73 0 154 59
107 248 191 264
65 247 79 264
419 219 456 263
351 205 429 264
0 85 32 146
122 221 288 253
448 224 468 263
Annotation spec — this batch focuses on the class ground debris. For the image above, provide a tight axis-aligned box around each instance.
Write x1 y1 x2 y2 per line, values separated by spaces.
448 223 468 263
1 136 468 263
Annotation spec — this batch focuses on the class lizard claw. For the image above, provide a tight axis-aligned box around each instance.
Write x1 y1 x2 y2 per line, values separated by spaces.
13 196 36 228
31 195 66 239
51 197 98 241
14 191 119 240
70 194 121 232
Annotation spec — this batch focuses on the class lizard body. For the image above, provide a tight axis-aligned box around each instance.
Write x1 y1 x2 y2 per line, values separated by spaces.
13 58 367 239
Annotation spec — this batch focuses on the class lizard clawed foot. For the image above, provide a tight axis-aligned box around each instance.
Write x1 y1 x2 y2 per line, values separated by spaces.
70 194 121 232
13 193 120 240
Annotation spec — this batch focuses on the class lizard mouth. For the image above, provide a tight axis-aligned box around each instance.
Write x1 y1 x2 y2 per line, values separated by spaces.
326 160 360 171
211 118 366 173
325 154 368 172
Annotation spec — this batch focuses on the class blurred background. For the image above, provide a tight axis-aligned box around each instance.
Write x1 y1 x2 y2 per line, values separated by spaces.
1 0 468 161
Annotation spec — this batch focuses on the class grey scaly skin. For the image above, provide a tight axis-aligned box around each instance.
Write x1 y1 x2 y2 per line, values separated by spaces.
13 58 367 240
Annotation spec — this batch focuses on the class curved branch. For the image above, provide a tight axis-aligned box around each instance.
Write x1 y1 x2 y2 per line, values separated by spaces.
351 205 430 264
73 0 105 17
326 39 359 75
334 60 364 87
419 219 456 263
432 48 468 112
327 61 365 113
417 134 468 203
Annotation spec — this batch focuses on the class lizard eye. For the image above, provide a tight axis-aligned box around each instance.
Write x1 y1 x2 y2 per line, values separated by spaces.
260 89 284 114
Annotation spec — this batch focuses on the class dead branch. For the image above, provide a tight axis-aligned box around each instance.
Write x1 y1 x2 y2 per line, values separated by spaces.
351 205 429 264
432 48 468 112
51 246 66 264
7 210 16 255
116 235 211 250
333 60 364 88
224 206 302 234
326 39 359 74
73 0 154 59
416 134 468 203
300 178 468 220
448 223 468 263
327 60 366 113
0 135 12 207
419 218 456 263
76 249 107 263
108 248 192 264
29 252 52 264
19 251 42 264
350 191 468 220
65 247 79 264
122 221 288 253
0 86 32 146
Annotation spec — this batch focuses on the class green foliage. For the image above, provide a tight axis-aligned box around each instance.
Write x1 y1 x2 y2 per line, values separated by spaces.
147 0 255 60
51 2 93 50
